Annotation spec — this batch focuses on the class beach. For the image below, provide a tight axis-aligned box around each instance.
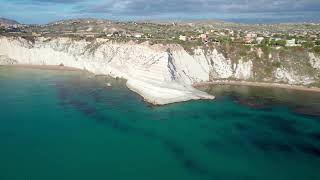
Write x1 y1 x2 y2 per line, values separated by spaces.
2 64 84 71
3 64 320 94
193 80 320 93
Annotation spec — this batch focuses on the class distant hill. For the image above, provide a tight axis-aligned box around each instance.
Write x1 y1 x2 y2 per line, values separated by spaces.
0 18 20 25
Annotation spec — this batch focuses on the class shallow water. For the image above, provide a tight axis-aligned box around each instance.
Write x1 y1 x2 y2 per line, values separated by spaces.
0 67 319 180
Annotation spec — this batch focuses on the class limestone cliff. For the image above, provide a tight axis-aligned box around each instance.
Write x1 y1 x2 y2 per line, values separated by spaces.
0 36 319 104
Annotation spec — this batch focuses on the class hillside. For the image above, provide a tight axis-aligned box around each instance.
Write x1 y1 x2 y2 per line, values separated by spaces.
0 18 320 104
0 18 20 25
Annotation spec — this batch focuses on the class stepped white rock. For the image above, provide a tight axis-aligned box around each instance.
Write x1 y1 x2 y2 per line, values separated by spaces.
0 36 215 105
1 36 317 104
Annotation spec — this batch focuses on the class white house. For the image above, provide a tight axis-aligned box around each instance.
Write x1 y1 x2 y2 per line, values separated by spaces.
134 33 143 38
286 39 296 47
256 37 264 44
245 33 257 43
179 35 187 41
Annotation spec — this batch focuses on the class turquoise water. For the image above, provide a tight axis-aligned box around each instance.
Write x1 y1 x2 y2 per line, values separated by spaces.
0 67 320 180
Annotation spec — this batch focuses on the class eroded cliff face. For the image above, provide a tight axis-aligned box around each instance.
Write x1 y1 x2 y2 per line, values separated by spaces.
0 36 319 104
309 53 320 70
0 55 17 65
0 36 215 105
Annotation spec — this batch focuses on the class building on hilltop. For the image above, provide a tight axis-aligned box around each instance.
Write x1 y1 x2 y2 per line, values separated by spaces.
256 37 264 44
134 33 143 38
286 39 296 47
179 35 187 41
244 33 257 44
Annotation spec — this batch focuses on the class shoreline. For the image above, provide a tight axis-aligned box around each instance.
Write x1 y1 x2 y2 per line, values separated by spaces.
0 64 215 105
193 80 320 93
2 64 320 101
1 64 84 72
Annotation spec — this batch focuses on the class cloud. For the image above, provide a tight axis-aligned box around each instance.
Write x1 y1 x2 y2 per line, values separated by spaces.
78 0 320 15
0 0 319 23
31 0 85 3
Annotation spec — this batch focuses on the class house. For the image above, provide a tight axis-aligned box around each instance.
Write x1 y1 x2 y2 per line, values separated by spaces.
245 36 253 44
200 34 208 42
244 33 257 44
134 33 143 38
32 32 41 37
256 37 264 44
274 38 282 41
200 34 207 39
286 39 296 47
179 35 187 41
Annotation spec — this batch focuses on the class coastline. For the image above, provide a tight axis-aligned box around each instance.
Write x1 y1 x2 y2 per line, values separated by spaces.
2 64 320 104
1 64 84 72
0 64 215 105
193 80 320 93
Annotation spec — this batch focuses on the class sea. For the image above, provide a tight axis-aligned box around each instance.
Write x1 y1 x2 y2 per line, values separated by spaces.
0 66 319 180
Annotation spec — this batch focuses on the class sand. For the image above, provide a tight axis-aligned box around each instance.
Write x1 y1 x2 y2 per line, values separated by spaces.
193 80 320 93
2 64 83 71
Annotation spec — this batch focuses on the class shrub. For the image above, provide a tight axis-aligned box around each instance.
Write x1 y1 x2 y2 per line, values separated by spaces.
272 61 281 68
313 46 320 54
302 41 315 48
270 39 286 47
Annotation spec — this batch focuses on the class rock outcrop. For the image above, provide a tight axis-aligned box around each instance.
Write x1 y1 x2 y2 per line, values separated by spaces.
0 55 17 65
0 36 215 105
0 36 319 104
309 53 320 70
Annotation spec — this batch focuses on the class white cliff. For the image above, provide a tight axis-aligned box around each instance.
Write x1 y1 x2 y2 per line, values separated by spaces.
0 36 318 105
0 55 17 65
0 36 215 105
309 53 320 70
234 59 253 80
274 67 315 85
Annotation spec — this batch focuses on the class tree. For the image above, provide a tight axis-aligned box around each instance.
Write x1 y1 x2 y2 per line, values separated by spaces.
270 39 286 47
260 38 269 46
276 40 286 47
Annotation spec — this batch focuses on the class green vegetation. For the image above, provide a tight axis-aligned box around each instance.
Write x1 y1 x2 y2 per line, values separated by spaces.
269 39 286 47
272 61 281 68
259 38 270 46
238 45 251 57
302 41 315 48
308 82 320 88
217 36 232 44
313 46 320 54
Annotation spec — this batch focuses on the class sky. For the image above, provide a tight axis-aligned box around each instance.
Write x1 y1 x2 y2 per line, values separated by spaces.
0 0 320 24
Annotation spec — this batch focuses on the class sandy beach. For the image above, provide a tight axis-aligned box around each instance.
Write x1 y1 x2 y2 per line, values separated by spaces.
2 64 320 94
193 80 320 93
1 64 84 72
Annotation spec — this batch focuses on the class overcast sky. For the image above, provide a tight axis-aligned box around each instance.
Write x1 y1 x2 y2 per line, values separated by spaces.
0 0 320 24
